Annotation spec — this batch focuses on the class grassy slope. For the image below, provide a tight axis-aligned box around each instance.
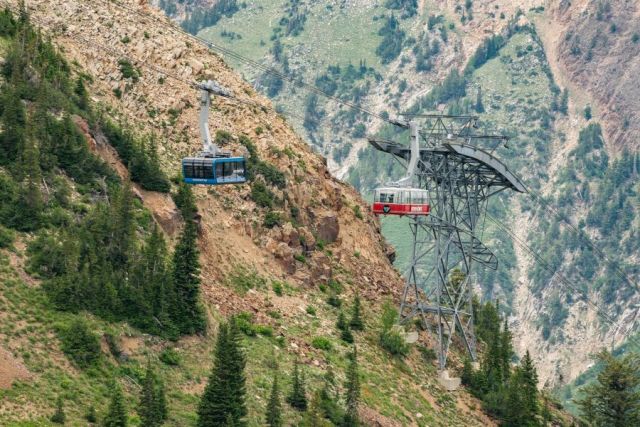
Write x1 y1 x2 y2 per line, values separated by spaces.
0 246 490 426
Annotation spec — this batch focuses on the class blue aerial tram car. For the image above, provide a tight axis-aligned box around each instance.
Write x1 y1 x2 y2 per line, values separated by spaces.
182 156 246 185
182 80 247 186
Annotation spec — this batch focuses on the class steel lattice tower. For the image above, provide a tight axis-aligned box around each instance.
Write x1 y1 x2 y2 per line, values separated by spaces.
370 115 526 370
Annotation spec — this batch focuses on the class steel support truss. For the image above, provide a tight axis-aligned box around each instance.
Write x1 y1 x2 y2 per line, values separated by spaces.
371 115 526 370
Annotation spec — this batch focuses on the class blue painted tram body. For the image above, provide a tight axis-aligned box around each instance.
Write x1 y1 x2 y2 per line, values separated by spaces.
182 156 246 185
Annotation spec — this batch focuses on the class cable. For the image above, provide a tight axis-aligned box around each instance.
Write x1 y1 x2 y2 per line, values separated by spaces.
485 213 640 351
92 0 397 126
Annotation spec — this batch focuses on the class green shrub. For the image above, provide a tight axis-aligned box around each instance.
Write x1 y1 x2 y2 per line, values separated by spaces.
159 348 181 366
250 181 275 208
267 310 281 319
380 329 410 357
0 225 14 248
294 253 306 263
235 312 257 336
326 294 342 308
57 318 101 368
352 204 363 219
306 305 316 316
311 336 332 351
272 281 284 296
255 324 274 337
215 130 233 145
118 59 140 82
379 301 410 357
264 211 282 228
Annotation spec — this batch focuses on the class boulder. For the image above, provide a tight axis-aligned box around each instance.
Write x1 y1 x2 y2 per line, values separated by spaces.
314 212 339 243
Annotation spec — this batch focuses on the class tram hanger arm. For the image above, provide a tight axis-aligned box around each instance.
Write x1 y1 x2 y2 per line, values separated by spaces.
197 80 234 156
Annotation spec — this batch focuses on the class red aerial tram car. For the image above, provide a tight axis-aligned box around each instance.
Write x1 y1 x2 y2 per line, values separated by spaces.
372 187 430 216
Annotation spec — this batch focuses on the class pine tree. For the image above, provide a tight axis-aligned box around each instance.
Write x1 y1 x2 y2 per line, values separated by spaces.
198 319 247 426
499 319 513 380
302 392 326 427
0 86 26 164
51 396 66 424
318 365 343 424
103 382 127 427
342 346 360 427
287 359 308 411
349 294 364 331
171 218 206 335
139 364 167 427
13 129 43 231
519 350 539 419
341 325 354 344
560 88 569 114
577 350 640 426
134 224 173 335
336 311 348 332
337 311 354 343
461 358 474 388
110 182 135 269
475 86 485 113
266 374 282 427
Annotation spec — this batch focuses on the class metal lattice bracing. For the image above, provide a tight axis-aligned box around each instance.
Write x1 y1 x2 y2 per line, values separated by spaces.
370 115 526 369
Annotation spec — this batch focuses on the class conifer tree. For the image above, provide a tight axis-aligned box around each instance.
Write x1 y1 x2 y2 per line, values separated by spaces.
318 365 343 424
342 346 360 427
499 319 513 379
475 86 485 113
577 350 640 426
337 311 353 343
111 182 135 269
104 382 127 427
349 294 364 331
287 359 308 411
139 364 167 427
519 350 539 421
302 392 326 427
336 311 348 332
560 88 569 114
16 133 43 231
266 373 282 427
0 86 26 164
341 325 354 344
198 319 247 426
50 396 66 424
171 217 205 335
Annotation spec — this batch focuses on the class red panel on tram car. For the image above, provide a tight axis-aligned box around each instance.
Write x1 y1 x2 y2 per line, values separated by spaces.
372 202 430 216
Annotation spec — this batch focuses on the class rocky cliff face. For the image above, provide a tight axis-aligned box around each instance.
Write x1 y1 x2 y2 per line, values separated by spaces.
551 0 640 151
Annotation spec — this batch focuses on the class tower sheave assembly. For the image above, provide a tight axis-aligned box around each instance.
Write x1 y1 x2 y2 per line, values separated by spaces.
371 115 526 371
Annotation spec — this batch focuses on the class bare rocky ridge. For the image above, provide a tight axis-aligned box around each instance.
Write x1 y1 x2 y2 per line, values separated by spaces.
550 0 640 152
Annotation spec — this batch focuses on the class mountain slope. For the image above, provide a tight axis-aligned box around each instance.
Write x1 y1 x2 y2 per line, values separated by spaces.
160 0 640 401
0 1 501 425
